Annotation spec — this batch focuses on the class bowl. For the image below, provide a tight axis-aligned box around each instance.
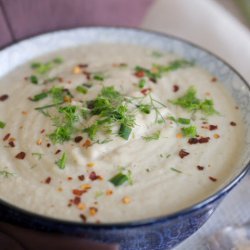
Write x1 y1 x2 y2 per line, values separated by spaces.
0 27 249 250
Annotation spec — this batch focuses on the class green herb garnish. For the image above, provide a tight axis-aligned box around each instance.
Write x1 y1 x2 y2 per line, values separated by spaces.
119 124 132 140
143 130 161 141
170 86 218 115
76 85 88 94
0 169 14 178
32 152 43 160
181 126 197 138
93 74 104 81
170 167 182 173
138 79 146 89
0 121 6 129
138 104 151 114
177 117 191 125
30 75 38 84
109 173 129 186
31 92 48 102
56 152 67 169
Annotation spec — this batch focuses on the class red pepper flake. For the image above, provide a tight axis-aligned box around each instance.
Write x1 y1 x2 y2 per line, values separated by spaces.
235 106 239 110
55 149 61 155
140 88 151 96
197 165 204 171
89 207 98 216
72 189 86 196
188 138 199 144
40 129 45 134
211 77 217 82
0 94 9 101
78 175 85 181
198 137 210 143
179 149 190 159
3 133 10 141
149 78 157 84
83 72 91 80
67 177 73 181
15 152 26 160
78 64 88 68
58 77 64 83
230 121 237 126
209 176 217 182
89 171 100 181
74 136 83 143
80 214 87 222
8 141 15 148
45 177 51 184
134 71 145 78
173 85 179 92
73 196 81 205
47 143 51 148
209 125 218 131
83 139 92 148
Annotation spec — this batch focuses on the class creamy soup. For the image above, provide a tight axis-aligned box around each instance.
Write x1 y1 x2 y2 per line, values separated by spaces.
0 44 245 223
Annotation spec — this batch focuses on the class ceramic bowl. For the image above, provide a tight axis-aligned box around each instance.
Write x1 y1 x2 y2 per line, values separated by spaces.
0 27 249 250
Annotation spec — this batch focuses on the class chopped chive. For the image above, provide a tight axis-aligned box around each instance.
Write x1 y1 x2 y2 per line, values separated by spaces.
138 79 146 88
30 92 48 102
55 152 67 169
93 74 104 81
109 173 129 186
76 85 88 94
181 126 197 138
170 167 182 173
30 75 38 84
0 121 6 129
177 117 191 125
143 130 161 141
35 102 64 111
119 124 132 140
138 104 151 114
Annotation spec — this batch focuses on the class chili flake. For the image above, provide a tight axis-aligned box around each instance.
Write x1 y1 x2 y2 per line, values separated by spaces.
77 203 86 211
140 88 151 96
122 196 131 204
173 85 179 92
80 184 91 191
78 175 85 181
74 136 83 143
89 171 101 181
36 139 42 145
45 177 51 184
55 149 61 155
89 207 98 216
198 137 210 143
209 125 218 131
106 189 113 196
80 214 87 222
15 152 26 160
3 133 10 141
197 165 204 171
209 176 217 182
179 149 189 159
8 141 15 148
72 189 86 196
135 71 145 78
87 162 95 168
230 121 237 126
83 139 92 148
73 196 81 205
213 134 220 139
0 94 9 101
211 77 217 82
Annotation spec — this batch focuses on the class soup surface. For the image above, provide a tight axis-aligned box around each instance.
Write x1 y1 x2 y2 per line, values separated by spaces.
0 44 244 223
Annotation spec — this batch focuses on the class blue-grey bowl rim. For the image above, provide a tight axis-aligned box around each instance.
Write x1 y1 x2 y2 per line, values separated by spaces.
0 26 249 230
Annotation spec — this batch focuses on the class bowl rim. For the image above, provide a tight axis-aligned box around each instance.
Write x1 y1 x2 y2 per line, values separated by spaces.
0 26 250 229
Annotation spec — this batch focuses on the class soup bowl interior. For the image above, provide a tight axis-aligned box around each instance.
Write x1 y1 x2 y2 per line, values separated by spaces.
0 27 249 250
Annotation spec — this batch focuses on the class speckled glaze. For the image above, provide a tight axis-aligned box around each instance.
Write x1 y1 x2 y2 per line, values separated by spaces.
0 27 249 250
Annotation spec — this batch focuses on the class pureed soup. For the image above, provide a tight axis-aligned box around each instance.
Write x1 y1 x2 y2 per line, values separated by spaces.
0 44 245 223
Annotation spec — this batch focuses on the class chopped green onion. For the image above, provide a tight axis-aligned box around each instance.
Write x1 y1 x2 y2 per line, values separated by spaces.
170 167 182 173
93 74 104 81
30 92 48 102
119 124 132 140
181 126 197 138
143 130 161 141
30 75 38 84
76 85 88 94
177 117 191 125
138 79 146 89
0 121 6 129
109 173 129 186
55 152 67 169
